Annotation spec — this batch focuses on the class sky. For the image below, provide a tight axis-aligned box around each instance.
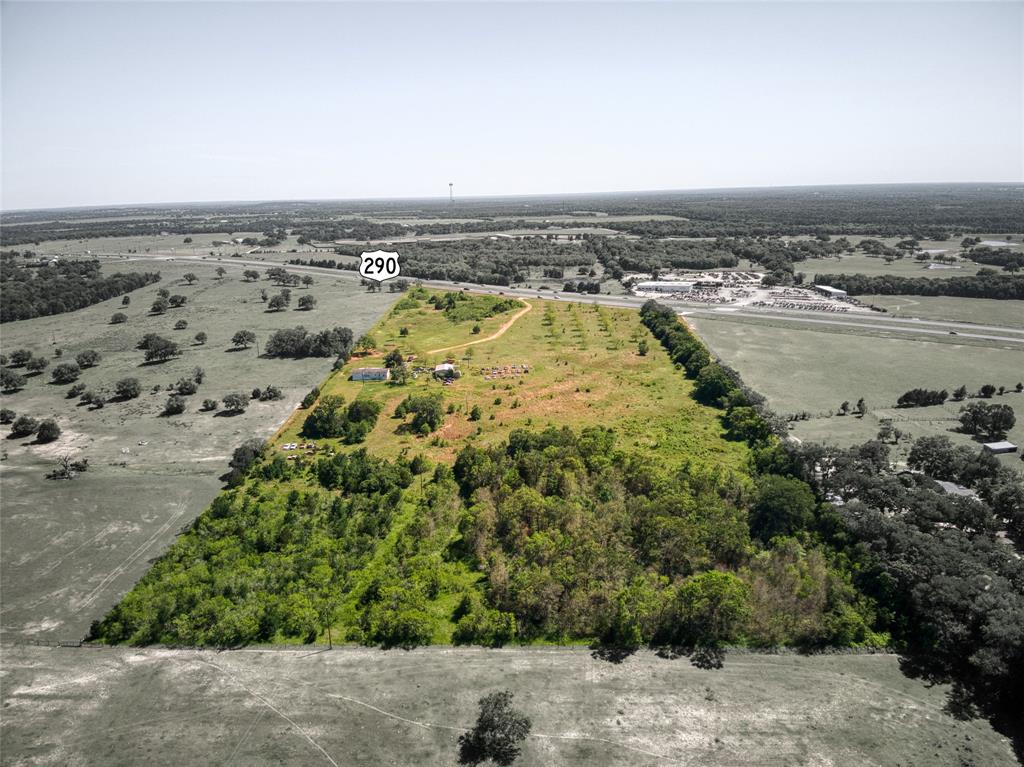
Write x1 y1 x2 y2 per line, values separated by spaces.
1 1 1021 210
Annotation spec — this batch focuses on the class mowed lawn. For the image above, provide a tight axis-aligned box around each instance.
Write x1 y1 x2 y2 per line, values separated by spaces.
691 317 1024 471
276 293 749 471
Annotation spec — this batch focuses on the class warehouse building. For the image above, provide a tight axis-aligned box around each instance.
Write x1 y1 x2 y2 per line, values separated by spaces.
813 285 848 298
634 281 694 294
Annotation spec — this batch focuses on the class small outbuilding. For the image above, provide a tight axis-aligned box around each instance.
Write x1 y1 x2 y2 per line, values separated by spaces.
982 441 1018 455
351 367 390 382
433 363 460 380
935 480 979 499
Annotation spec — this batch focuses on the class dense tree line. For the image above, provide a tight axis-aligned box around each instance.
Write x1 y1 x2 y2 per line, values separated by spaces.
812 272 1024 299
896 388 948 408
779 437 1024 741
263 326 354 360
966 246 1024 270
301 395 382 443
0 260 160 322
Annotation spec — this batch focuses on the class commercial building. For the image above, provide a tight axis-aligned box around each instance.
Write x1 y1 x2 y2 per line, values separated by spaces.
813 285 847 298
634 281 694 294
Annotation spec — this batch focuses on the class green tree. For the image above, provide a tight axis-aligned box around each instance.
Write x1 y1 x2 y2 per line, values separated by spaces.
1 368 25 392
232 330 256 349
750 474 817 542
114 377 142 400
75 350 102 368
26 357 49 374
10 415 39 437
183 272 198 284
222 392 249 413
50 362 81 384
163 395 186 415
457 691 532 767
36 418 61 443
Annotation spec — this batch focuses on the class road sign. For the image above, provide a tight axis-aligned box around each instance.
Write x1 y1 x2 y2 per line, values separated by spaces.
359 250 401 283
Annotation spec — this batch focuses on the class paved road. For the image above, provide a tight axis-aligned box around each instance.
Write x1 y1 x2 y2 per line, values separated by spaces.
99 253 1024 346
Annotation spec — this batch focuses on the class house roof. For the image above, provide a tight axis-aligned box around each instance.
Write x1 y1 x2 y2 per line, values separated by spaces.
983 441 1018 450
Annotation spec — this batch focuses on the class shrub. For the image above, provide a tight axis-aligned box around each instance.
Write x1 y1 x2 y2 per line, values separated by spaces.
26 357 49 374
163 395 186 415
51 362 81 384
36 419 61 443
222 392 248 413
194 331 207 345
0 368 25 392
75 350 102 368
10 415 39 437
67 382 87 398
114 377 142 400
0 408 16 424
9 349 33 366
177 378 199 396
110 312 128 324
300 386 320 409
259 385 283 401
174 319 188 330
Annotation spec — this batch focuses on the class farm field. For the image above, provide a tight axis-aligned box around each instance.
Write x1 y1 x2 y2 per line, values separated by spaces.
1 645 1016 767
0 259 394 641
276 291 748 470
690 317 1024 470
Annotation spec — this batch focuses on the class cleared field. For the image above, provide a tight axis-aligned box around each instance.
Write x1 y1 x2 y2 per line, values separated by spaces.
855 295 1024 328
277 292 749 470
0 645 1015 767
0 260 394 641
690 317 1024 471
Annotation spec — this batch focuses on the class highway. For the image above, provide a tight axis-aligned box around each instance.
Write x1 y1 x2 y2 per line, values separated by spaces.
100 253 1024 347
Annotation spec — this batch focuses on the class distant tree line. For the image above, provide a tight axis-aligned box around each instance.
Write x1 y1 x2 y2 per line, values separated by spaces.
814 272 1024 299
0 260 160 322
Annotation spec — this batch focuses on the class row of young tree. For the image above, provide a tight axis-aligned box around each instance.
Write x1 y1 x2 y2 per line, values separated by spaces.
0 260 160 322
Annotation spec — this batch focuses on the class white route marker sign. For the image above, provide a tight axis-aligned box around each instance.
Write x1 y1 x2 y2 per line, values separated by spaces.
359 250 401 283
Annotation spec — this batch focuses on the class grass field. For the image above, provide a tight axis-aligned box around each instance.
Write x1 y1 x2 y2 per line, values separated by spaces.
690 317 1024 470
0 260 394 641
855 295 1024 328
276 291 749 471
0 645 1016 767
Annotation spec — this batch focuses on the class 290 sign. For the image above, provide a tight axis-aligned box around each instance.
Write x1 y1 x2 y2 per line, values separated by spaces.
359 250 401 283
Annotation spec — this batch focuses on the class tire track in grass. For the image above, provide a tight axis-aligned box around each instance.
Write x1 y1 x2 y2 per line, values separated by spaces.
194 658 340 767
425 299 532 356
73 501 191 614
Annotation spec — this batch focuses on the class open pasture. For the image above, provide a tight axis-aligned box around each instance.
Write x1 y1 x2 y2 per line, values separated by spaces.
690 317 1024 470
276 293 749 470
0 645 1016 767
0 260 393 640
854 295 1024 328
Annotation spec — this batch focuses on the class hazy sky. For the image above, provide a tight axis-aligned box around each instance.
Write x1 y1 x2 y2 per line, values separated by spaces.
2 1 1021 210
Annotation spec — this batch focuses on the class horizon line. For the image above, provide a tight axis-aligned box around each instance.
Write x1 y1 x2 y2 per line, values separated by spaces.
3 180 1023 216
